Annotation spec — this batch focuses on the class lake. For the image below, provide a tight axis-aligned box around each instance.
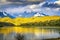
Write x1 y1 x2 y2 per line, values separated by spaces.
0 26 60 40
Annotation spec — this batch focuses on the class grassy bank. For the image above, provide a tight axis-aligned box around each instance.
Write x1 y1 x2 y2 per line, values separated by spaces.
0 16 60 27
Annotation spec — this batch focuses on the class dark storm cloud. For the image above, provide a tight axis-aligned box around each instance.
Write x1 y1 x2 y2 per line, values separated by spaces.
7 0 44 2
7 0 23 2
0 0 45 5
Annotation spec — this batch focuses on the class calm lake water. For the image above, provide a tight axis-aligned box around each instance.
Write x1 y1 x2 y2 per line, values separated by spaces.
0 26 60 40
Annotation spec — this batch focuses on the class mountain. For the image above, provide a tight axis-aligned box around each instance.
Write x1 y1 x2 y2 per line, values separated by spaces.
17 11 49 17
4 12 16 18
0 11 48 18
0 12 6 17
0 12 15 18
34 12 48 17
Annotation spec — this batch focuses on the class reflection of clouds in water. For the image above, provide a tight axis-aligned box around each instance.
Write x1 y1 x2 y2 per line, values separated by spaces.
21 29 60 39
41 32 60 39
0 28 60 40
4 32 16 40
32 29 60 39
0 34 4 40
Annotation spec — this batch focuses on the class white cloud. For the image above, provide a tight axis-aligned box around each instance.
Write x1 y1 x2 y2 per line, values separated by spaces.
18 15 22 17
45 8 51 10
5 4 38 14
28 5 37 9
54 8 60 11
5 7 25 14
27 0 43 2
54 0 60 5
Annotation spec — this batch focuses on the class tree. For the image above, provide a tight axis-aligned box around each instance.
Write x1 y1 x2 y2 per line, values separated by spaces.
0 22 15 27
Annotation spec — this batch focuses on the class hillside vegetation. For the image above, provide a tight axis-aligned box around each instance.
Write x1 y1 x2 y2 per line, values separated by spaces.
0 16 60 26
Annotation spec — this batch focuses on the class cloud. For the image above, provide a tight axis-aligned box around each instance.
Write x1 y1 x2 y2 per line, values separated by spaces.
5 7 24 14
26 0 44 2
5 4 40 14
28 5 37 9
54 0 60 5
6 0 44 2
0 0 60 17
40 1 60 8
0 0 7 3
0 0 44 6
54 8 60 11
42 8 60 15
45 0 57 2
7 0 22 2
4 3 60 16
0 0 44 2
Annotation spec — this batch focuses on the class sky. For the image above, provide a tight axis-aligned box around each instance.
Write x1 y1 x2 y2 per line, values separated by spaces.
0 0 60 18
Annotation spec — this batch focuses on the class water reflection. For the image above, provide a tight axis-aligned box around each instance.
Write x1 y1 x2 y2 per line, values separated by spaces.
0 27 60 40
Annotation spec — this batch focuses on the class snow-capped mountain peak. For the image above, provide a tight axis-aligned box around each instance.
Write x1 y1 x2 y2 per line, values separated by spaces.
0 12 6 17
34 12 44 17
